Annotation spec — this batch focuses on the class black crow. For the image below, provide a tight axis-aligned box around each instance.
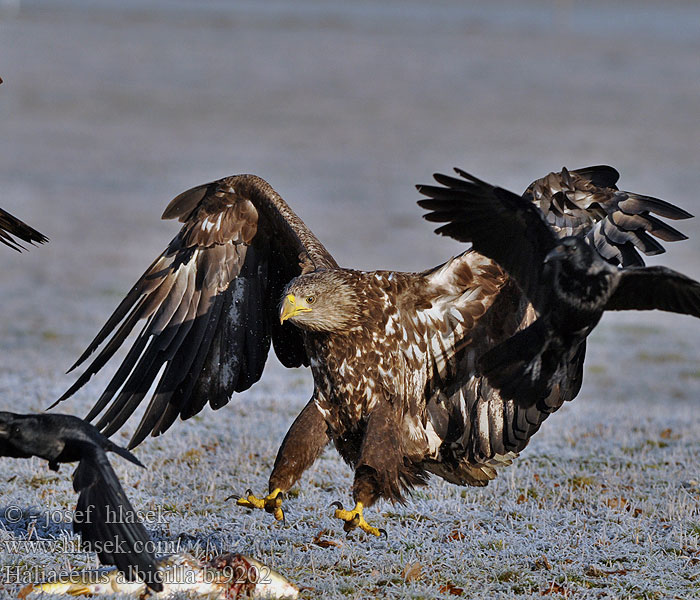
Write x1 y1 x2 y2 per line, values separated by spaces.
0 412 162 591
418 168 700 407
0 207 48 252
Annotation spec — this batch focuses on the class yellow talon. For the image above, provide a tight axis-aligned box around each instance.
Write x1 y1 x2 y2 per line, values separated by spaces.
332 501 386 537
232 488 285 522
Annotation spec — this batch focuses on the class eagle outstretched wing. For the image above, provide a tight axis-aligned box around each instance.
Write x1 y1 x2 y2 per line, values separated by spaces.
525 166 691 266
0 206 48 251
419 276 578 484
418 166 692 312
54 175 337 448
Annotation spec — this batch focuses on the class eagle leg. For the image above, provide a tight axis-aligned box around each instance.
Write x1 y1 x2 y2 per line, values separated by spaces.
331 501 386 537
231 397 330 525
230 488 285 522
268 396 331 492
329 402 413 538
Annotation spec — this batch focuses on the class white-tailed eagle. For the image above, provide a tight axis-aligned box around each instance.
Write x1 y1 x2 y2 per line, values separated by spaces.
53 167 691 535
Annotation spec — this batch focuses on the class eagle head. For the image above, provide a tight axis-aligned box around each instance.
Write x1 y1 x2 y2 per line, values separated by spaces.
280 271 362 333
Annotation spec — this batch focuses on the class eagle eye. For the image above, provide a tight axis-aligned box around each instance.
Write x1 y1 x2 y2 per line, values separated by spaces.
306 296 316 305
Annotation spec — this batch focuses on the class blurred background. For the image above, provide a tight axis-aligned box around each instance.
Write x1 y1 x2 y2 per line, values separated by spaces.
1 0 699 416
1 2 700 596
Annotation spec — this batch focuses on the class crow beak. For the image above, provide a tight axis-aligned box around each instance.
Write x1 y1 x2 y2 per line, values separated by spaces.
279 294 311 324
544 245 567 264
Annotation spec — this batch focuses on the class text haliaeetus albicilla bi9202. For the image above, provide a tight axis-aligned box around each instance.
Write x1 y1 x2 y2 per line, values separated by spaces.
52 167 691 535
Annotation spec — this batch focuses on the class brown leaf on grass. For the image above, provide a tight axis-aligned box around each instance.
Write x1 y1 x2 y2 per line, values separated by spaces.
402 562 422 582
312 529 343 548
534 555 552 571
439 583 464 596
201 441 219 453
446 529 466 542
585 565 629 577
517 493 527 504
606 496 628 509
605 497 643 516
660 428 680 440
541 581 569 596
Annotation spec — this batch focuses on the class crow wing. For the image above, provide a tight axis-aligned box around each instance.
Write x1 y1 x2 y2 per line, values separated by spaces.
605 266 700 316
72 444 162 591
0 207 48 251
418 169 558 313
55 175 337 448
418 166 693 310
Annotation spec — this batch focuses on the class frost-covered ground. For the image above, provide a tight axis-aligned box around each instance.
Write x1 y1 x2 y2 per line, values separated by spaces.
1 1 700 598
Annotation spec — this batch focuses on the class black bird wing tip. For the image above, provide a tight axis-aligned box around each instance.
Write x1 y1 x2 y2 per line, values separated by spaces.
73 455 162 593
45 397 63 411
108 440 147 469
0 207 49 251
452 167 482 182
123 451 146 469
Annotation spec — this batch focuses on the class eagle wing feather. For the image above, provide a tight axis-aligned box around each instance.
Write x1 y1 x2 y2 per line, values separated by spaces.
55 175 337 448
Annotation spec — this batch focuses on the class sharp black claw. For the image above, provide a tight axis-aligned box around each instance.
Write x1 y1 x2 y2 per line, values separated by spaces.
330 501 344 510
224 493 240 502
245 489 253 496
378 528 388 539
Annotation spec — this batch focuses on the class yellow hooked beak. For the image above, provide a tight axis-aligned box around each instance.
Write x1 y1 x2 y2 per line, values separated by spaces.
279 294 312 324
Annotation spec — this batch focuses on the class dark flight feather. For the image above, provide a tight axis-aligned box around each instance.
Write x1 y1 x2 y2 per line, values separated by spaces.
605 266 700 315
55 175 336 449
72 446 159 588
0 207 48 252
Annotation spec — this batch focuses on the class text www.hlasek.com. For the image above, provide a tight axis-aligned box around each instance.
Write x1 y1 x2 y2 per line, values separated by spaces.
1 537 181 556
